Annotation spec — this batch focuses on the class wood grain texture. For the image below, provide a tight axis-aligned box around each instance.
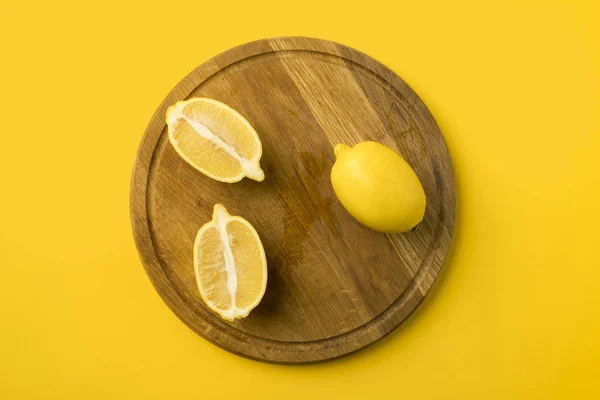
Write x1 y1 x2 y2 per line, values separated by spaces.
130 37 455 363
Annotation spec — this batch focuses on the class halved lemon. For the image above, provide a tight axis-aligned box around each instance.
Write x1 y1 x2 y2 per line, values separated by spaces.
166 98 265 183
194 204 268 321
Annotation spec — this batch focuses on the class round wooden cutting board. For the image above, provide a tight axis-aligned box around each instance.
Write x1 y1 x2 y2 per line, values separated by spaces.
131 37 455 363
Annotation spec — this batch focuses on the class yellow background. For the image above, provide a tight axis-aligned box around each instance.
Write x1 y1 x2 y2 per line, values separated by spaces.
1 0 599 398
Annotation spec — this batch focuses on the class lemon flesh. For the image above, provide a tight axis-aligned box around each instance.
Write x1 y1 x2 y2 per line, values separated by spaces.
194 204 268 320
166 98 265 183
331 141 426 233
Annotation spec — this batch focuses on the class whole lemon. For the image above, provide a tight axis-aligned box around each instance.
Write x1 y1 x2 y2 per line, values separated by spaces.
330 141 426 233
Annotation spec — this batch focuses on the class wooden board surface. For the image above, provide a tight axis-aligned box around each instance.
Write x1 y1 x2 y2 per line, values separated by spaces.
130 37 455 363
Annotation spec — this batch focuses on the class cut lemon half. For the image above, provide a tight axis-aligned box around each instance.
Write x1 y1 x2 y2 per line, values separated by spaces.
194 204 268 321
166 98 265 183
